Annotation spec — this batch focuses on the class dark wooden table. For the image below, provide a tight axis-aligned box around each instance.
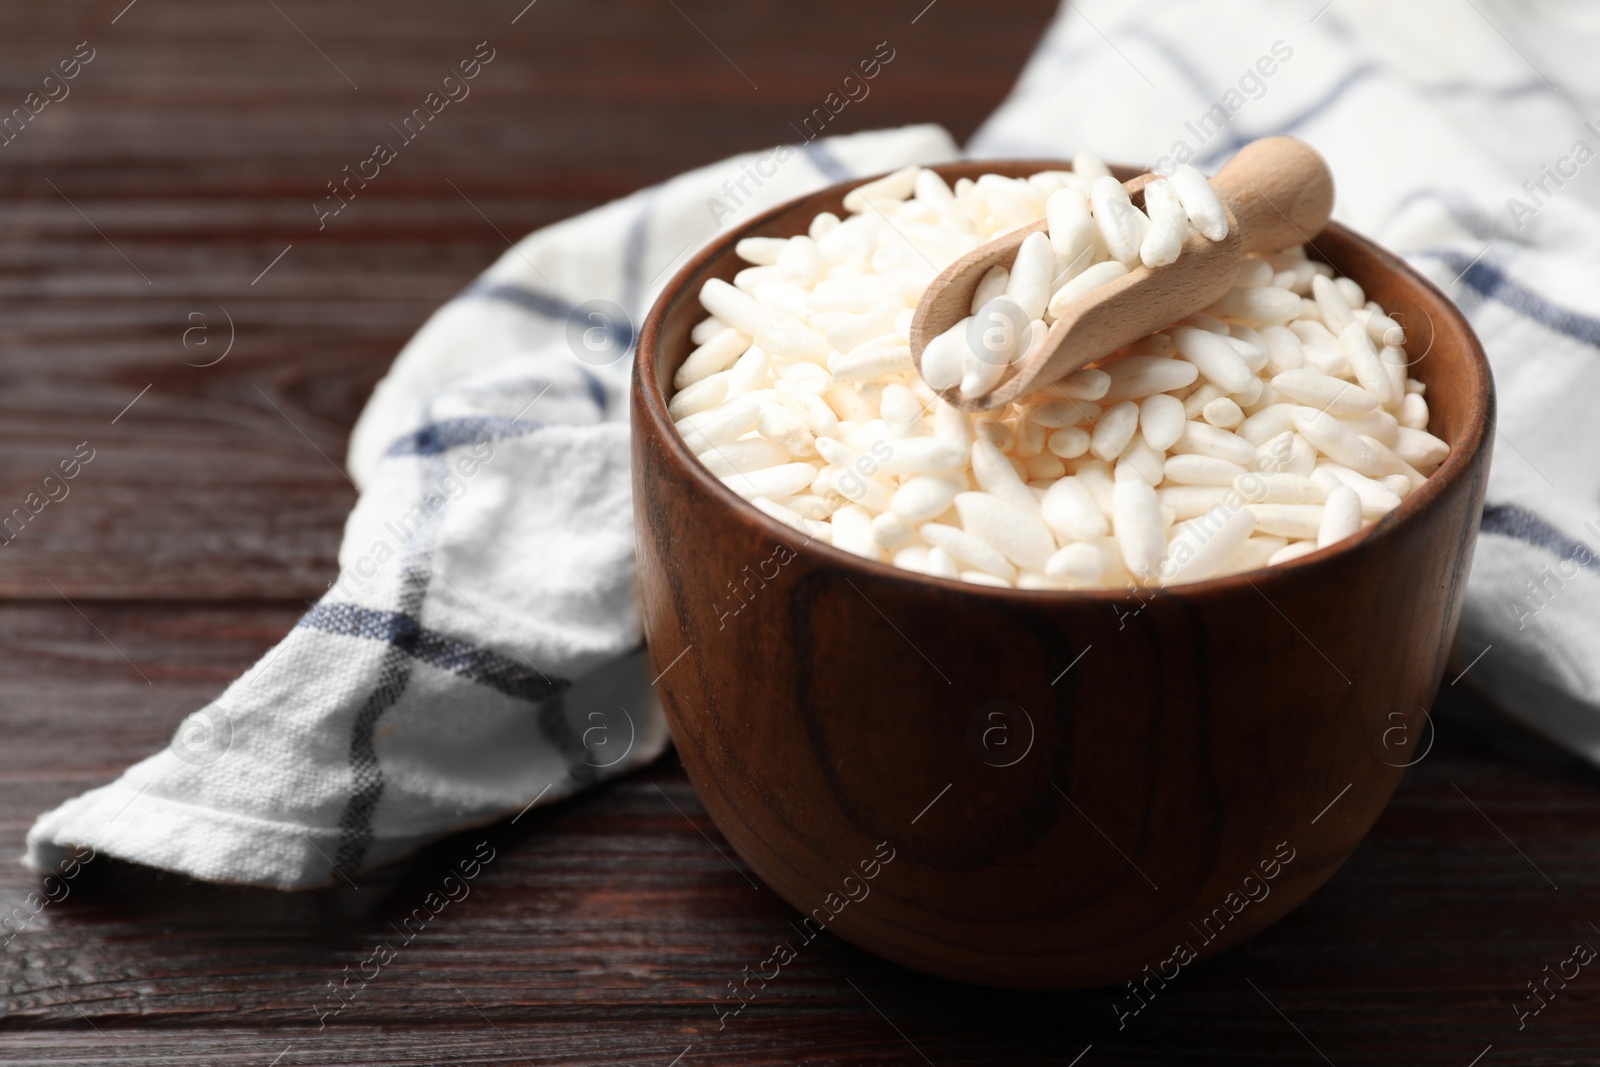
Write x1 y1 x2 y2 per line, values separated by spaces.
4 2 1599 1063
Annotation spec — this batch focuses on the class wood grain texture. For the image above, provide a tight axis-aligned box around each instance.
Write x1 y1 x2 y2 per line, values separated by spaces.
3 0 1599 1063
5 615 1600 1065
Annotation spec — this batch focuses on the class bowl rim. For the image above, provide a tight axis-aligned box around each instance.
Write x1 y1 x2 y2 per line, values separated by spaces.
634 158 1494 603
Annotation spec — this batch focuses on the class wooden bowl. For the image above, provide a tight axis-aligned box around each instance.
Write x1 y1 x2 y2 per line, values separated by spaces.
630 161 1493 989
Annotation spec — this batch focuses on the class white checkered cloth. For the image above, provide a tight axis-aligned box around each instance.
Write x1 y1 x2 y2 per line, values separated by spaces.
27 0 1600 888
24 125 958 889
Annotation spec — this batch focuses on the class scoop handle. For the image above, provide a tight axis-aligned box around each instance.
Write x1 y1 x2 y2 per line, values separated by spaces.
1208 135 1335 255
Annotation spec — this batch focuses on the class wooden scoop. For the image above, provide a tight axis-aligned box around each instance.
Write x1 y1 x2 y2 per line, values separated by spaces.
908 136 1335 411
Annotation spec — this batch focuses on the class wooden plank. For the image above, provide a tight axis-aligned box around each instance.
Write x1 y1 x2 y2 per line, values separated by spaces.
0 1019 1594 1067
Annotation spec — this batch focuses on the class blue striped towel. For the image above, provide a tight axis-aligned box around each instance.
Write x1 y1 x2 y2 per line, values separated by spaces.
24 126 959 889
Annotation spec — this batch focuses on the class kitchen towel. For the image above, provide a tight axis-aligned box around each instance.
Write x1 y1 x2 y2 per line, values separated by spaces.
23 125 960 889
28 0 1600 887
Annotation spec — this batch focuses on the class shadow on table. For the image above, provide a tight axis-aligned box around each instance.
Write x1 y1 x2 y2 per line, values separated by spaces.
48 793 579 927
